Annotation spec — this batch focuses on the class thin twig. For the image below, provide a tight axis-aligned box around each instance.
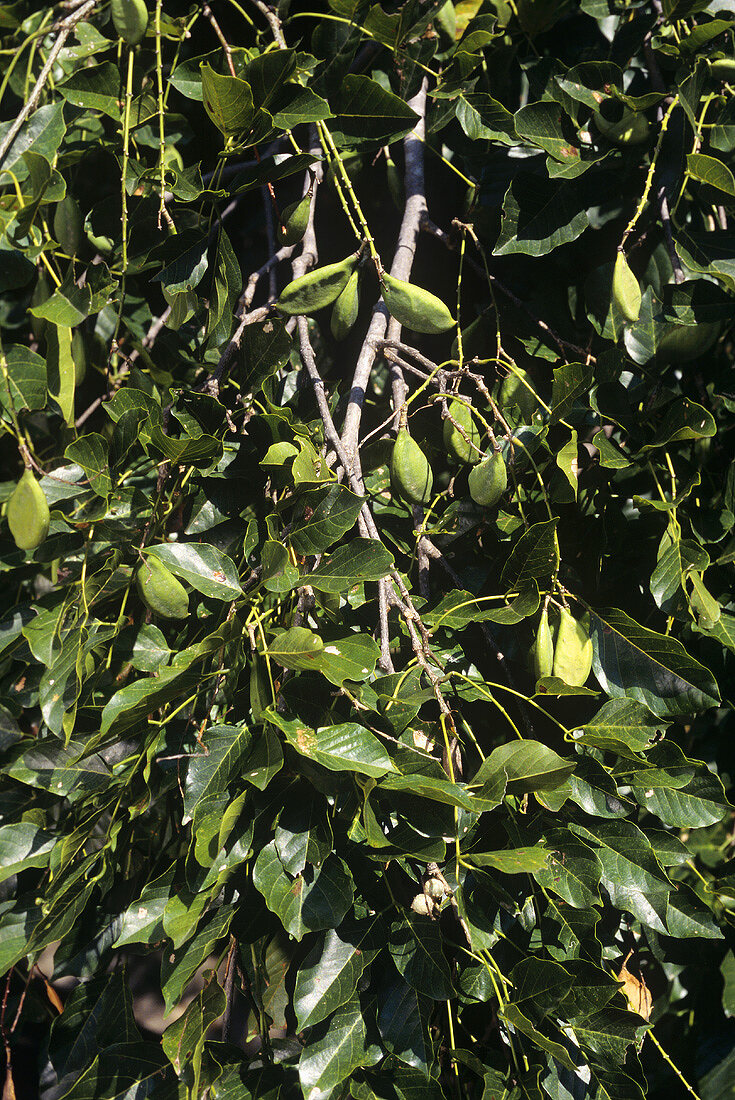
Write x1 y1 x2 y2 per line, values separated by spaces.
0 0 97 168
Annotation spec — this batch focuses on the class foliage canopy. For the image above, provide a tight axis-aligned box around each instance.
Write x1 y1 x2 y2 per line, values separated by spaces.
1 1 735 1098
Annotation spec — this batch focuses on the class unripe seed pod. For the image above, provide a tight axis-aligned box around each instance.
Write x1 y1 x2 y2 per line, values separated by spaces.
468 451 507 508
425 877 446 901
54 195 82 257
593 103 649 146
162 145 183 171
111 0 148 45
391 429 433 506
381 273 456 334
385 152 403 210
612 251 641 323
7 468 50 551
443 398 481 464
72 329 87 387
330 269 360 340
552 607 592 687
136 556 189 619
499 368 536 422
276 253 358 315
277 191 312 247
533 606 554 680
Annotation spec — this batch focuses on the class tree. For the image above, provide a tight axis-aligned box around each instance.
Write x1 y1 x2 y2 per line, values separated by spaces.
0 1 734 1097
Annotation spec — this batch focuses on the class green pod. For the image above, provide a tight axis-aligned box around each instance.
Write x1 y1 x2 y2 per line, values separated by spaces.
111 0 148 45
532 607 554 680
552 607 593 687
277 192 312 247
467 451 507 508
71 329 87 386
7 468 50 551
612 251 641 323
443 398 481 464
330 269 360 340
276 253 358 315
499 368 536 422
709 58 735 80
381 273 456 335
136 556 189 619
162 145 183 171
53 195 82 257
391 429 433 505
593 103 649 146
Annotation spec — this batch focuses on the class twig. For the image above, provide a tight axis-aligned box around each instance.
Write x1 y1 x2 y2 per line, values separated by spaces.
0 0 97 168
203 3 236 76
248 0 287 48
643 32 685 283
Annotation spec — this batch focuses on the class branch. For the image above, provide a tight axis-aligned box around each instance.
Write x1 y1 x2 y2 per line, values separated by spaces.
340 79 429 474
0 0 98 168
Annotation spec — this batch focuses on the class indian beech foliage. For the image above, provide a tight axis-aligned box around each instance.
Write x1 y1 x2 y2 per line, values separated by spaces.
1 1 735 1098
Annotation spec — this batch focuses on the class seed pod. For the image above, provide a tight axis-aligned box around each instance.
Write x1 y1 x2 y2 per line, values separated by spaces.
410 893 433 916
162 145 183 171
499 368 536 422
443 398 481 464
53 195 82 257
709 58 735 80
468 451 507 507
612 251 641 323
276 191 312 247
381 273 456 335
7 468 50 551
330 269 360 341
136 556 189 619
391 429 433 506
276 253 359 315
533 606 554 680
593 103 649 146
72 329 87 386
111 0 148 45
552 607 592 687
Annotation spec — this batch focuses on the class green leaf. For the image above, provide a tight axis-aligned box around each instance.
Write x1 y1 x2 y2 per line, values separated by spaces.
183 724 253 822
252 843 353 940
580 698 666 756
687 152 735 196
0 345 46 413
290 484 365 554
298 996 381 1100
145 542 242 599
160 905 234 1014
56 1041 177 1100
200 64 254 135
265 712 395 778
388 915 455 1000
590 607 721 717
306 539 394 592
0 822 55 882
628 740 730 828
293 920 381 1030
330 75 419 149
500 519 559 589
471 739 575 795
464 846 551 874
494 173 588 257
